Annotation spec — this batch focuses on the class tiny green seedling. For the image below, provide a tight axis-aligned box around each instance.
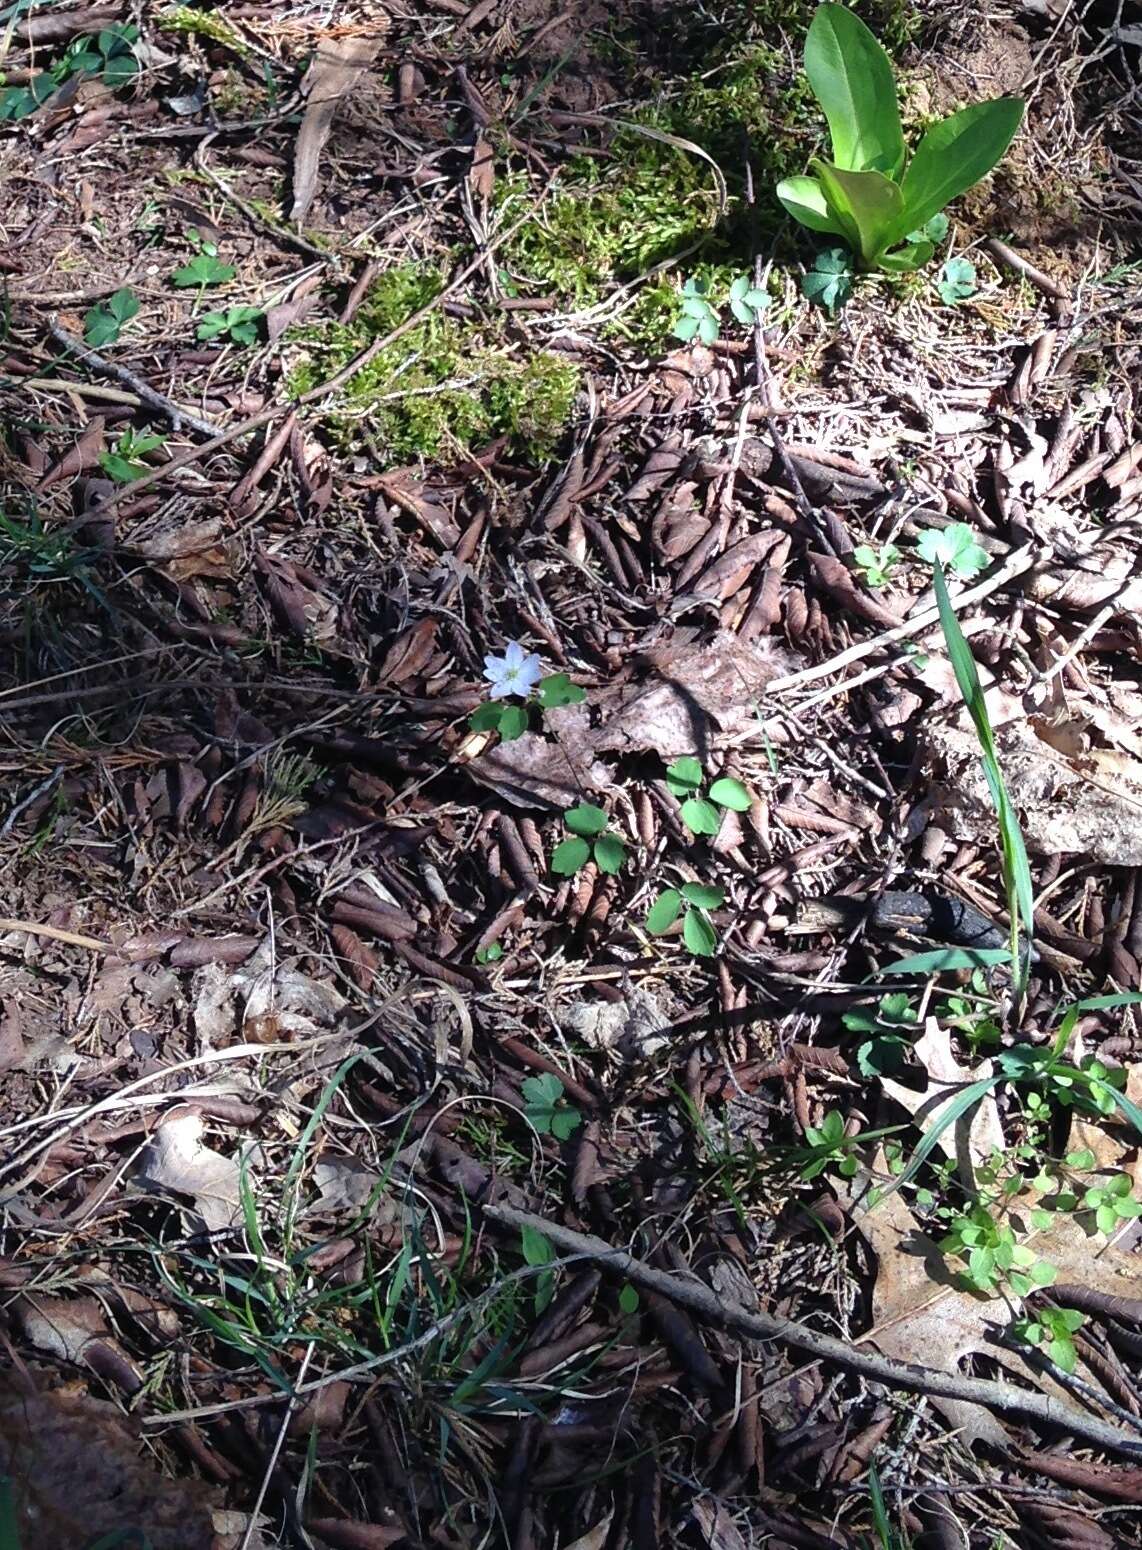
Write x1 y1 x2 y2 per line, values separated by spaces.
852 541 901 588
197 304 263 345
520 1073 582 1139
673 277 720 345
801 247 855 314
728 274 770 326
474 943 503 964
940 1202 1056 1297
800 1109 858 1178
1014 1305 1084 1373
843 991 917 1076
916 522 989 579
551 804 626 876
938 256 978 305
1080 1172 1142 1236
172 233 236 290
83 287 140 347
665 758 752 837
778 5 1023 274
645 882 725 957
520 1224 556 1313
99 428 166 483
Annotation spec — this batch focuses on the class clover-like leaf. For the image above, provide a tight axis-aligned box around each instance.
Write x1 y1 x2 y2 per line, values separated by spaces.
171 252 236 288
538 672 586 708
937 256 977 306
680 882 724 909
801 247 854 315
83 286 139 347
915 521 989 579
497 704 530 741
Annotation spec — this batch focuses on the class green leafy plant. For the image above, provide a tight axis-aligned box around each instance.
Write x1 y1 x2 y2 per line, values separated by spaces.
99 428 166 483
801 247 855 314
645 882 725 956
171 235 236 289
474 943 504 964
843 991 917 1075
469 660 585 742
852 541 901 588
792 1110 905 1182
551 804 626 876
1014 1304 1085 1373
0 23 138 120
83 286 140 347
520 1224 556 1313
520 1073 582 1139
728 273 770 326
938 256 978 305
940 1201 1057 1297
197 304 263 345
917 522 989 578
665 757 752 836
1080 1172 1142 1236
777 4 1023 273
672 277 720 345
932 560 1033 993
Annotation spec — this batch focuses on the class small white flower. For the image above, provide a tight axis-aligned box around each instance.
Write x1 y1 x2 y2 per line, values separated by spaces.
483 640 543 700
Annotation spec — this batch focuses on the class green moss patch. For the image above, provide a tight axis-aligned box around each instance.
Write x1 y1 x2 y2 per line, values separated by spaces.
285 264 579 463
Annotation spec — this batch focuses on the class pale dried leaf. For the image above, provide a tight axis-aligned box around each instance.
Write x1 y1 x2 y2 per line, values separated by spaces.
879 1019 1005 1177
291 32 386 223
136 1111 247 1233
691 1498 747 1550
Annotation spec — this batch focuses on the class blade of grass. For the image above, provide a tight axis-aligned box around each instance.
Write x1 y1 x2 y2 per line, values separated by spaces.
876 946 1011 976
873 1075 1001 1200
933 563 1034 996
1053 992 1142 1059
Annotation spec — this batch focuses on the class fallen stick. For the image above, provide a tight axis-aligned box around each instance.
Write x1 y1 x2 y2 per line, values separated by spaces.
484 1202 1142 1462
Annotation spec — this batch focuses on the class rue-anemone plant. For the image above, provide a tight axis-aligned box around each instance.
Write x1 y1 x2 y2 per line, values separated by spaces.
777 4 1024 273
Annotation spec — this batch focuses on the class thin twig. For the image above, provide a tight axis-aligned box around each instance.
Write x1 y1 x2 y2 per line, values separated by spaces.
0 917 114 953
484 1203 1142 1462
47 322 223 438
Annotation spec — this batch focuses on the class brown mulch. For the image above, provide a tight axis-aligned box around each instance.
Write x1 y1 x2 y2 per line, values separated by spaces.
2 0 1142 1547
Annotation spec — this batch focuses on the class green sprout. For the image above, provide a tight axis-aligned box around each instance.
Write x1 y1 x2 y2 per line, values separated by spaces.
664 758 752 837
550 804 626 876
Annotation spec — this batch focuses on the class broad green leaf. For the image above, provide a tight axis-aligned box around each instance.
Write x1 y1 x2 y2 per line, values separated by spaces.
813 159 905 265
665 757 703 795
619 1284 640 1314
551 837 590 875
775 174 848 236
803 4 905 177
683 908 718 956
680 797 721 835
646 889 682 935
497 704 529 741
895 97 1024 242
709 776 751 811
593 833 626 874
469 702 505 732
917 522 989 579
876 239 933 273
565 803 608 837
876 946 1011 976
938 256 978 304
521 1225 553 1267
680 882 724 908
538 672 585 708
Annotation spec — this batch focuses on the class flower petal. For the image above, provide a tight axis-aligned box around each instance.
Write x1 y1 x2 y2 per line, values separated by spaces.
502 641 525 669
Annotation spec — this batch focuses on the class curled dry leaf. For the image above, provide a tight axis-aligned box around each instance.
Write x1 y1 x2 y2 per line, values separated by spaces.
291 31 387 223
136 1110 249 1233
879 1018 1005 1179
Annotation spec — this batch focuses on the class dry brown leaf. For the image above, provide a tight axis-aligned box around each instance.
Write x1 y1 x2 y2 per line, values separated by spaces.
691 1498 747 1550
136 1110 248 1233
0 1379 219 1550
879 1019 1005 1179
291 31 387 222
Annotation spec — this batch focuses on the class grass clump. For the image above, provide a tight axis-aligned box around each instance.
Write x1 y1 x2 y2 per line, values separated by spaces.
284 262 579 461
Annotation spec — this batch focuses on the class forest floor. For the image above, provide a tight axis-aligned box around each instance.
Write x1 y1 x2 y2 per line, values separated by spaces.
2 1 1142 1547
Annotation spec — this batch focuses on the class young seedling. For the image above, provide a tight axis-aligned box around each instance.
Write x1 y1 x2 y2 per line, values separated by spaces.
800 247 855 314
672 277 721 345
172 232 236 290
852 541 901 588
520 1073 582 1139
0 23 138 119
728 274 770 326
938 257 978 305
551 804 626 876
197 305 263 345
664 758 752 837
940 1202 1056 1297
83 287 140 347
777 4 1023 273
99 428 166 483
843 991 917 1076
645 882 725 956
1014 1304 1085 1373
917 522 989 579
469 645 586 742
